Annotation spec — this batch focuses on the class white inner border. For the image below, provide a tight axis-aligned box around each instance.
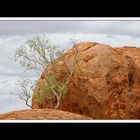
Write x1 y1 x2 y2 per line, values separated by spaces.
0 17 140 123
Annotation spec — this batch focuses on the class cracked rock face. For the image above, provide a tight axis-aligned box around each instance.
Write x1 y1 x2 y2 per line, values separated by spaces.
32 42 140 119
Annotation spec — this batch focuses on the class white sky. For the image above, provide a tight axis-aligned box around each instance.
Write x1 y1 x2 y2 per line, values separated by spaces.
1 19 140 114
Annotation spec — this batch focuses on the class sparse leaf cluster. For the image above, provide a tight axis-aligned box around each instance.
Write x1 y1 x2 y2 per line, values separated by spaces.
36 75 67 109
13 36 79 108
14 36 63 74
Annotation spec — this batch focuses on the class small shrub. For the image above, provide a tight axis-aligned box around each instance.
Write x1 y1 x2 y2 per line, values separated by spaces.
36 75 67 109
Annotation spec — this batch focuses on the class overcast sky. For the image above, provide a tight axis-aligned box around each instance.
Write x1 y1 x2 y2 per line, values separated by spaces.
0 20 140 114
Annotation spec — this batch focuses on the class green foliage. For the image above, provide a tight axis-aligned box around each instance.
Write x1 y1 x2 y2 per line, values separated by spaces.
13 36 78 108
14 36 63 74
34 79 39 86
36 75 67 105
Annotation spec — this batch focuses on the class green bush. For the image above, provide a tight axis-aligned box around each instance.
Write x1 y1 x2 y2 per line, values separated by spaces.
36 75 67 107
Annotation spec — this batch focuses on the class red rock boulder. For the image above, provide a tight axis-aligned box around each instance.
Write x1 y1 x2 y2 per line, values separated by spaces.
32 42 140 119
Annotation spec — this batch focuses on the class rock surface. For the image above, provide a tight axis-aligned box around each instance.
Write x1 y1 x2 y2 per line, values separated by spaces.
116 46 140 69
32 42 140 119
0 109 92 120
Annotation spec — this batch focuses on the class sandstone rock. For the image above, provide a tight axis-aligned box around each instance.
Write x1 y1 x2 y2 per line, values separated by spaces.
0 109 92 120
32 42 140 119
116 47 140 69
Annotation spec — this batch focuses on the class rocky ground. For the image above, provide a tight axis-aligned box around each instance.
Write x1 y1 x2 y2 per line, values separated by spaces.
0 109 92 120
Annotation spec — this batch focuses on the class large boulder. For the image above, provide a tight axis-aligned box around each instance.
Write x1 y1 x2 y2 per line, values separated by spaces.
116 46 140 69
0 109 92 120
32 42 140 119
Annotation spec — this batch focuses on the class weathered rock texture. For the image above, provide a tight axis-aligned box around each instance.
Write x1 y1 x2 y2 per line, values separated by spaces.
116 46 140 69
0 109 92 120
32 42 140 119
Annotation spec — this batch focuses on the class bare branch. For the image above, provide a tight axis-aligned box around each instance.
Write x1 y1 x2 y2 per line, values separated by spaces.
13 36 79 109
13 79 34 109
